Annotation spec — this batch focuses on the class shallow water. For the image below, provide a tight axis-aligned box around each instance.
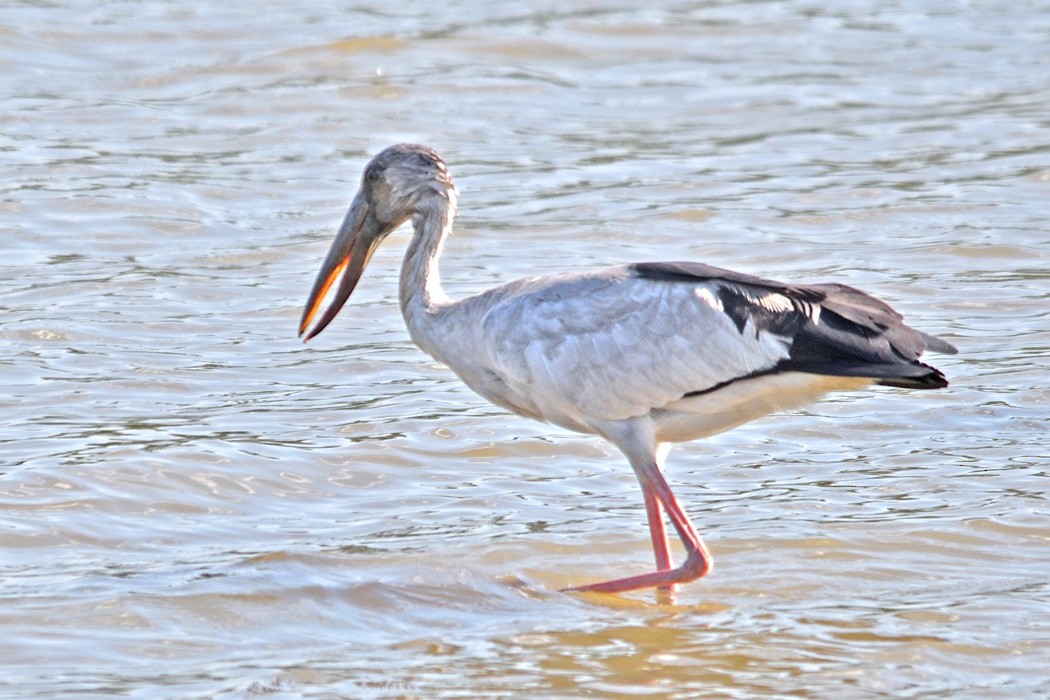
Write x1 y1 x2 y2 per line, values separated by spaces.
2 1 1048 698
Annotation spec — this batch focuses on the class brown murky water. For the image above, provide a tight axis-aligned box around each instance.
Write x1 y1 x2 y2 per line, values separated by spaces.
3 2 1048 697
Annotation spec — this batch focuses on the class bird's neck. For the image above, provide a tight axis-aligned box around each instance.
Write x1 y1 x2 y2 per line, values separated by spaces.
399 201 454 352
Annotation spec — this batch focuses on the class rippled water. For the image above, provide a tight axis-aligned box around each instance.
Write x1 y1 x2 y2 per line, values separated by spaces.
3 1 1048 697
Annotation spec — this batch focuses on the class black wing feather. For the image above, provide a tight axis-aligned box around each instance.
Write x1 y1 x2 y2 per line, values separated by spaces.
632 261 956 390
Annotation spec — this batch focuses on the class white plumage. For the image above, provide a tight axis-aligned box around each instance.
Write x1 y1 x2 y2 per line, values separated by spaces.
300 144 956 597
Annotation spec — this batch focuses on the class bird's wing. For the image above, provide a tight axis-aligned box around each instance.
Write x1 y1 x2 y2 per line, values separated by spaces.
477 262 954 424
476 264 790 422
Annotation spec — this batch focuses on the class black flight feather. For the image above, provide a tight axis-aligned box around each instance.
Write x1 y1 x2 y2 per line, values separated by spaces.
631 261 956 393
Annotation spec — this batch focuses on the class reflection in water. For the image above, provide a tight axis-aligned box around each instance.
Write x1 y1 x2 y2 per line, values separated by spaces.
2 0 1049 697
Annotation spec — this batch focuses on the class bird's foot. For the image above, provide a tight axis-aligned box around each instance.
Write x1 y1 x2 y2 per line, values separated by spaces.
562 550 710 596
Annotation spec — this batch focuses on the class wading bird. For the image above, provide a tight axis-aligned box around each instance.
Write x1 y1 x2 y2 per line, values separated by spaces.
299 144 956 596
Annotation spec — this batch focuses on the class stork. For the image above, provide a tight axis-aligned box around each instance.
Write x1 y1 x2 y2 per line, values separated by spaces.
299 144 956 596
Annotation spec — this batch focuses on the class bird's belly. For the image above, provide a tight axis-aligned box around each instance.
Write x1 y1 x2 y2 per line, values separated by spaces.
488 385 599 436
445 361 596 436
652 372 873 443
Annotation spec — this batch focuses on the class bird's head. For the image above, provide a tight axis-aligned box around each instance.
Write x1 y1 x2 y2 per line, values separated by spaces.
298 144 457 340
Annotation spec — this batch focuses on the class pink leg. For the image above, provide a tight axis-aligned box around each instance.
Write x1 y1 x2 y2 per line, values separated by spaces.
565 463 713 595
643 486 677 600
644 487 673 572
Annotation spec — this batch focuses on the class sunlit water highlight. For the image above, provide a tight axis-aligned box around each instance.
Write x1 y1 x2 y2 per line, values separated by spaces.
2 2 1048 698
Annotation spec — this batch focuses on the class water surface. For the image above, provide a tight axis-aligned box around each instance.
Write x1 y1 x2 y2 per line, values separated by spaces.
2 1 1048 698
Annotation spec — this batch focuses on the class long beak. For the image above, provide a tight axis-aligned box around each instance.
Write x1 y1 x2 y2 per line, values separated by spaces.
298 192 383 341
